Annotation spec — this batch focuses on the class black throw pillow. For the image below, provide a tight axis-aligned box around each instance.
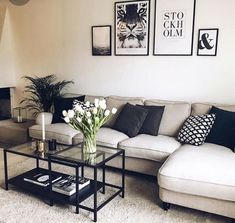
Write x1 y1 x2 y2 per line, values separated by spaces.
113 103 148 138
136 105 165 135
52 95 85 123
205 106 235 150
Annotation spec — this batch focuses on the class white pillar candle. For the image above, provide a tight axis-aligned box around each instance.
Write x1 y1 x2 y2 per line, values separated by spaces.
42 113 45 141
17 108 22 122
17 116 22 122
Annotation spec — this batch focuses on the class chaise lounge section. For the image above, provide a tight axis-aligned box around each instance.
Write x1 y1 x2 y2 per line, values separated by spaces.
158 143 235 219
159 102 235 219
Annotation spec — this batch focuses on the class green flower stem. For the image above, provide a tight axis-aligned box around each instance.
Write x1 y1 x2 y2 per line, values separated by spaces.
67 106 115 154
83 134 96 154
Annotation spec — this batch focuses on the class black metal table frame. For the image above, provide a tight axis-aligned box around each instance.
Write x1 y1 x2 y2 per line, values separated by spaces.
3 147 125 222
48 148 125 222
4 148 49 191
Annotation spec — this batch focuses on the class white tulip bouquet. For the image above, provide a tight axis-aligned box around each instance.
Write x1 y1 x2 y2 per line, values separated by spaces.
62 99 117 153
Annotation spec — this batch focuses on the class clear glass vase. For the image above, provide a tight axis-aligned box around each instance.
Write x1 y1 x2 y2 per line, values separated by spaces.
83 135 96 154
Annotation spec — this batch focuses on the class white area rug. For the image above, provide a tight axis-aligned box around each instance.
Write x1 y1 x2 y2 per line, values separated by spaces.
0 154 232 223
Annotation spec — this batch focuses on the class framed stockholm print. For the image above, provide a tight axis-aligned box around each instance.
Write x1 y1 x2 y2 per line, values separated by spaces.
153 0 196 56
92 25 112 56
197 29 219 56
115 0 150 56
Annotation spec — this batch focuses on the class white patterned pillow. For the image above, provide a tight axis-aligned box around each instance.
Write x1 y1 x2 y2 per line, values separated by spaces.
73 100 95 110
178 114 216 146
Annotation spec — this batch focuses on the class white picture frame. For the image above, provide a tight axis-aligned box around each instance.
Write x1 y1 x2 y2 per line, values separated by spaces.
153 0 196 56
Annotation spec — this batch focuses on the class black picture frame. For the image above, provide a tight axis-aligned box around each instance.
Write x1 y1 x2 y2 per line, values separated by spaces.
153 0 196 56
114 0 150 56
197 28 219 56
92 25 112 56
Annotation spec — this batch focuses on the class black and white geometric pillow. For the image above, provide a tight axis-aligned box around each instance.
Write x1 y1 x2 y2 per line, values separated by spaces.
73 100 95 110
178 114 216 146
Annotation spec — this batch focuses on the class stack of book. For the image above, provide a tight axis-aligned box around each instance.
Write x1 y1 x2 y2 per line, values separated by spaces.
24 171 62 187
23 170 90 196
52 176 90 196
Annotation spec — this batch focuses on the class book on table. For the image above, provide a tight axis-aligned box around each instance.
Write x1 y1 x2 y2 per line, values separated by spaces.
23 171 62 187
52 176 90 196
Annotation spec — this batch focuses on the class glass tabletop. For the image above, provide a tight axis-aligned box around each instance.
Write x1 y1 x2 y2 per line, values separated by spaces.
4 141 69 160
51 145 123 167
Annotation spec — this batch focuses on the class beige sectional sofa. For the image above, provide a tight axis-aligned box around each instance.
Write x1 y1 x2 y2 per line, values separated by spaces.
29 95 235 219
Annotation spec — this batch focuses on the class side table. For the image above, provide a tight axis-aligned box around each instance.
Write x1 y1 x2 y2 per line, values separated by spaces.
0 119 35 144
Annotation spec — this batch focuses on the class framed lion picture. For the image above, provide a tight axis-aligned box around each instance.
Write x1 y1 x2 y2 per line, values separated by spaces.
115 0 150 56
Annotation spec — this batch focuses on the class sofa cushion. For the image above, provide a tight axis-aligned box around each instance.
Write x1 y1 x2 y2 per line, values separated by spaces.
73 127 129 148
191 103 235 116
206 106 235 149
113 103 148 137
84 95 104 103
145 99 191 137
118 134 181 162
52 95 85 123
29 123 82 145
177 114 216 146
137 105 165 136
105 96 144 127
158 143 235 202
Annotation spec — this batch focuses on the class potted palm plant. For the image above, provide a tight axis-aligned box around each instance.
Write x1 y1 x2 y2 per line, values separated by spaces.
21 74 74 124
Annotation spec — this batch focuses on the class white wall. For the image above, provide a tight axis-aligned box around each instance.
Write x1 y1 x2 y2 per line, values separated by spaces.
3 0 235 105
0 3 16 88
6 0 64 105
63 0 235 104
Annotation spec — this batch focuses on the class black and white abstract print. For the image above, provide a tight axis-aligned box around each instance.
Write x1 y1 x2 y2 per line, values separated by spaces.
115 1 150 55
92 26 111 56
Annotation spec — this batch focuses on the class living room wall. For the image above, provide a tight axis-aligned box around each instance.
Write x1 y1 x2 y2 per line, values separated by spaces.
4 0 235 106
0 4 16 88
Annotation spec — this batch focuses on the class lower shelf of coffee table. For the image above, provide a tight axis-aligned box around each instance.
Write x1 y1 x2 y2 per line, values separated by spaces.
8 168 103 205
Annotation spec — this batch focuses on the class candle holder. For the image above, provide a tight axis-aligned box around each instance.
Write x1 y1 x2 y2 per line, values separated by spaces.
13 107 27 123
35 140 47 154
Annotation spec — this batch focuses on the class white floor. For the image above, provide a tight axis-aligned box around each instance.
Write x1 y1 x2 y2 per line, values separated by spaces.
0 152 232 223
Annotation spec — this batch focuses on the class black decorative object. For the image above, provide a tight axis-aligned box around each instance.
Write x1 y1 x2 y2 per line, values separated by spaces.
178 114 216 146
113 103 148 137
206 106 235 149
137 105 165 135
115 0 150 56
197 29 219 56
52 95 85 123
153 0 196 56
48 139 57 151
92 25 112 56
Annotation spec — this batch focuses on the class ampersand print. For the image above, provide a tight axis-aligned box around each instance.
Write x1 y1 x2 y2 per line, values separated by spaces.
197 29 218 56
198 33 214 50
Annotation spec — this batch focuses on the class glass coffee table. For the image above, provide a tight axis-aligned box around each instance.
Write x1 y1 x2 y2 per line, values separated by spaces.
3 141 68 190
3 142 125 222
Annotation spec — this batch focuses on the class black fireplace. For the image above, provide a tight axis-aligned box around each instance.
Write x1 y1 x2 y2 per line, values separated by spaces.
0 88 11 120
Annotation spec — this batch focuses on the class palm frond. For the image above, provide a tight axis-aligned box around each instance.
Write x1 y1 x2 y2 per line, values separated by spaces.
20 74 74 116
